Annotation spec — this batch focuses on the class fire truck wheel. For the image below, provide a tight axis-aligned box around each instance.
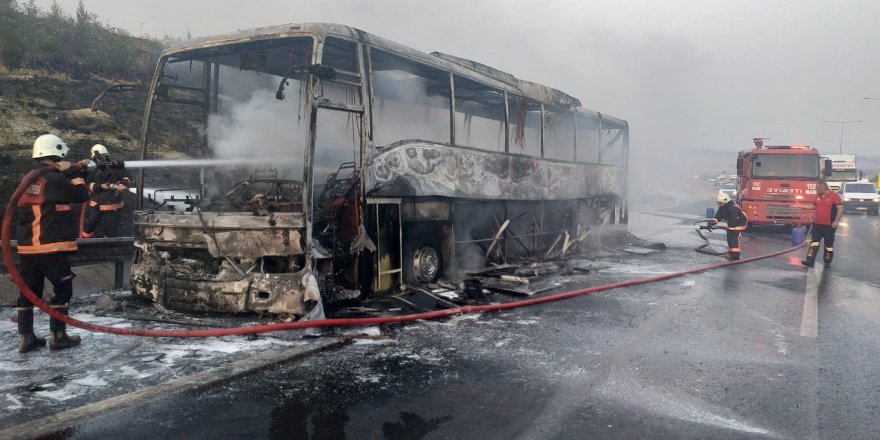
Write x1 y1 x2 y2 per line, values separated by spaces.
412 245 441 285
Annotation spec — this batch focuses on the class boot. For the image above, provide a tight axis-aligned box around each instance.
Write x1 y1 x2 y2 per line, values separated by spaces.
18 308 46 353
801 243 818 267
823 248 833 267
725 251 740 261
49 306 80 350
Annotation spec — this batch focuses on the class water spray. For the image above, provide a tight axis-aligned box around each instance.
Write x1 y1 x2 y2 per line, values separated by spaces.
90 158 300 169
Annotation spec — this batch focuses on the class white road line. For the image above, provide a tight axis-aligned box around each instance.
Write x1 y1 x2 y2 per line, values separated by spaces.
800 265 821 338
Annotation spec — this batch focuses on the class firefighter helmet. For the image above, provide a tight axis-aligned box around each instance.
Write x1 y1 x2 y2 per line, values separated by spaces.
716 192 731 206
91 144 109 157
32 134 68 159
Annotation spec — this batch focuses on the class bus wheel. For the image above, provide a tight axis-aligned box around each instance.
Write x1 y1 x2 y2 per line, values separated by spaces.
411 245 441 285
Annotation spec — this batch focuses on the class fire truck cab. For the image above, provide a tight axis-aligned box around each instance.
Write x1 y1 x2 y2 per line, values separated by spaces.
736 140 832 227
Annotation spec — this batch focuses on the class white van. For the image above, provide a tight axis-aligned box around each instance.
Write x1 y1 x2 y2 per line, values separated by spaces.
839 180 880 215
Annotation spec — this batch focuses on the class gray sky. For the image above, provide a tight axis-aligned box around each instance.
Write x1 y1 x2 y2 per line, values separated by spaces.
38 0 880 159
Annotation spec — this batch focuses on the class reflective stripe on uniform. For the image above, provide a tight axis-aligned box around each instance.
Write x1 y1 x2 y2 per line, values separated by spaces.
16 241 78 254
30 205 41 246
55 204 72 212
98 201 124 211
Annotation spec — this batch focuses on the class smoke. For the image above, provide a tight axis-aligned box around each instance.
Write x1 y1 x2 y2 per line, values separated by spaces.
207 87 306 179
371 65 450 147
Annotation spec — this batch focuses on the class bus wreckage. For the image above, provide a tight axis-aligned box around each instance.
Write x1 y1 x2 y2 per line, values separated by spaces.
131 23 629 320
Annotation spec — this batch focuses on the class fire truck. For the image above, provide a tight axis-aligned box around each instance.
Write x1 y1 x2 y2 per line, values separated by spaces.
735 138 832 227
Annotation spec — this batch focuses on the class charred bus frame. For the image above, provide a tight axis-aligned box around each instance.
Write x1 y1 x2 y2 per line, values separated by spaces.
132 23 629 319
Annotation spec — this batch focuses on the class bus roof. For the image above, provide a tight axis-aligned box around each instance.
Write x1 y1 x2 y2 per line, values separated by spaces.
161 23 627 128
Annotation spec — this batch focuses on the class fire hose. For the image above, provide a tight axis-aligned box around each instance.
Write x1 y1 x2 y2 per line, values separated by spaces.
694 219 732 256
4 166 807 338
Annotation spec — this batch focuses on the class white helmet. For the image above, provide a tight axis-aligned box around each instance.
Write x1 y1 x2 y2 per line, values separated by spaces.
716 192 731 206
32 134 68 159
91 144 109 157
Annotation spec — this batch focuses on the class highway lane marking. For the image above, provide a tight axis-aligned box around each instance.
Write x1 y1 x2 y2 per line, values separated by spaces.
800 265 822 338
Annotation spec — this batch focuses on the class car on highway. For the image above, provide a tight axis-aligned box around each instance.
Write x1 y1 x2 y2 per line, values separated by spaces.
720 182 738 198
839 180 880 215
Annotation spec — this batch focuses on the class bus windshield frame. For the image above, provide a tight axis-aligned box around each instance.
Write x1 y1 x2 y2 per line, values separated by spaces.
139 36 317 212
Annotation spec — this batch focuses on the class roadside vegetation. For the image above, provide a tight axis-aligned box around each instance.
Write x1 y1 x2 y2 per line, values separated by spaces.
0 0 174 223
0 0 166 77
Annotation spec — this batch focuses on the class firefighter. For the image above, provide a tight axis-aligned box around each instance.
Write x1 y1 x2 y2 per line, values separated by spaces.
801 181 843 268
82 144 130 238
15 134 90 352
711 192 748 260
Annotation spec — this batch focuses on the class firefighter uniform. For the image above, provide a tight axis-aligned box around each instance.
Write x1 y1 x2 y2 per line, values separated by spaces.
802 185 843 268
15 134 89 352
712 199 748 260
82 154 130 238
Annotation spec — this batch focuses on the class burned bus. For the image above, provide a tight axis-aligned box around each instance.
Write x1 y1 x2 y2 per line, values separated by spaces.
131 23 629 319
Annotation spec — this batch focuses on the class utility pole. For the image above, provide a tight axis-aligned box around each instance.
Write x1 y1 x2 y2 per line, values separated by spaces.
823 120 862 154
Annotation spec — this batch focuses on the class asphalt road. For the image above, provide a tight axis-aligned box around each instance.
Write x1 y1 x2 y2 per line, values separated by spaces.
30 202 880 439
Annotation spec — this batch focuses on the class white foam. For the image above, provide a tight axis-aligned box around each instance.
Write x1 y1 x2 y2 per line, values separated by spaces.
118 365 153 379
352 338 394 346
73 374 109 387
356 374 384 384
341 326 383 337
35 387 79 402
3 393 23 411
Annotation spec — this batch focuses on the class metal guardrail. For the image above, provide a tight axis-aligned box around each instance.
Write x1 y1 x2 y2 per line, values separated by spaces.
2 237 135 289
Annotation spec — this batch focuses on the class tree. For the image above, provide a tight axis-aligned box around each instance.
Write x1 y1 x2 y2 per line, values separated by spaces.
0 0 19 13
23 0 38 15
0 0 163 75
47 0 62 19
73 0 94 59
75 0 88 26
0 0 24 68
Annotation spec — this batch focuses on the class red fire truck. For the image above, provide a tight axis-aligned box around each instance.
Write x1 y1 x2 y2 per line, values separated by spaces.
736 138 831 227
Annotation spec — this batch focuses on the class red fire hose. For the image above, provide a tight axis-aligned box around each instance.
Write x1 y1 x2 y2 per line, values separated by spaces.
4 166 806 338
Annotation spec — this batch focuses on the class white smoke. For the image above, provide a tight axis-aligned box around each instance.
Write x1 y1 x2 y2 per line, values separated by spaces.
207 87 306 180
